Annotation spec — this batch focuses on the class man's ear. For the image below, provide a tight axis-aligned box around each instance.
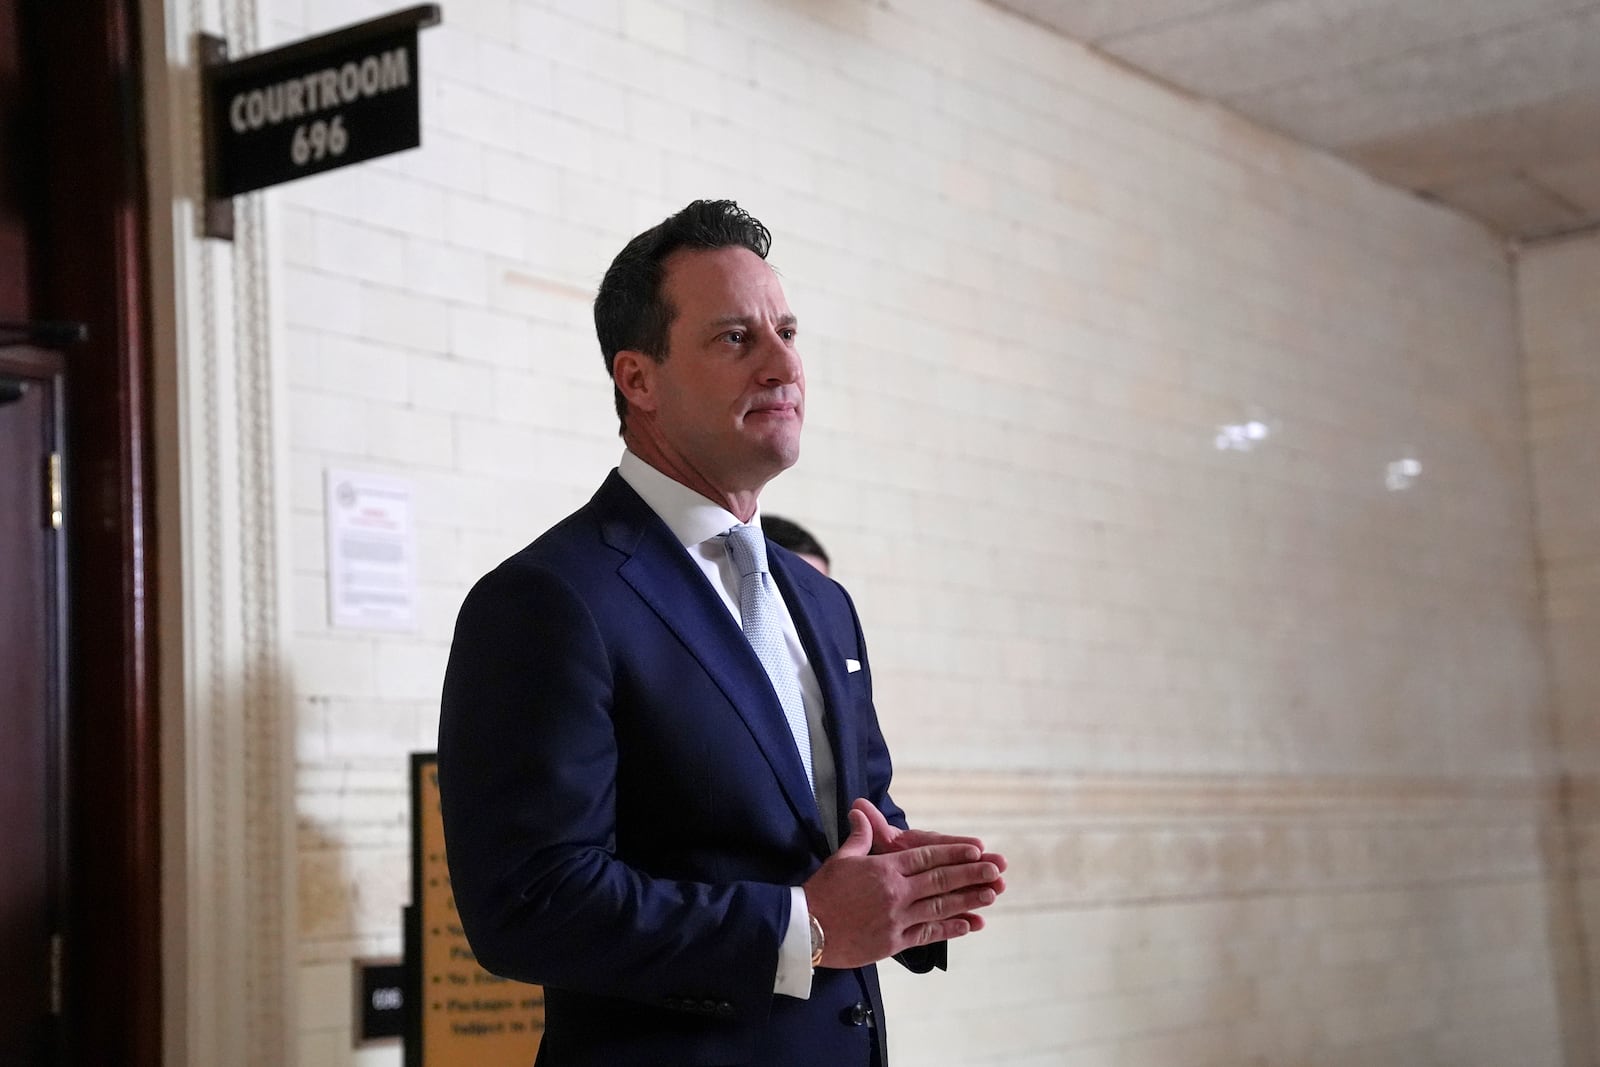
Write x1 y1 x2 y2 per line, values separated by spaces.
612 350 658 415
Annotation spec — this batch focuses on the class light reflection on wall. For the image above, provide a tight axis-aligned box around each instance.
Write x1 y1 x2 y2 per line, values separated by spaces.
1214 419 1271 452
1385 456 1423 491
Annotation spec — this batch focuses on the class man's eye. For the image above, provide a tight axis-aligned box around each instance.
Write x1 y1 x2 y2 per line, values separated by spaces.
779 328 796 342
724 330 746 344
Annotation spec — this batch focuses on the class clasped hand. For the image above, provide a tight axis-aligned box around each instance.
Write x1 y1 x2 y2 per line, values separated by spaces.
802 799 1008 969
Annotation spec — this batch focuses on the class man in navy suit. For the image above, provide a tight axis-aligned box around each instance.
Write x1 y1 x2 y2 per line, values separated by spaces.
438 200 1006 1066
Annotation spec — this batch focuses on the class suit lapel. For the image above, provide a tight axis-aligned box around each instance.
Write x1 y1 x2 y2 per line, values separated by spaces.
769 553 859 849
593 474 827 850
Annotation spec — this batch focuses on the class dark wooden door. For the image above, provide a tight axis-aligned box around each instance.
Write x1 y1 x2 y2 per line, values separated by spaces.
1 0 65 1062
0 350 64 1067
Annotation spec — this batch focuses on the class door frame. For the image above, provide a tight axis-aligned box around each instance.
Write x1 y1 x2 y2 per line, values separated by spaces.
28 0 162 1062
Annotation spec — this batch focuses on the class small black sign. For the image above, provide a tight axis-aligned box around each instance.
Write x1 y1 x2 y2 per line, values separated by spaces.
204 5 440 199
357 958 406 1043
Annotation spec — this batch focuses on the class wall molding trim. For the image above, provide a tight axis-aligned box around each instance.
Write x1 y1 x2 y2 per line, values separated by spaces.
890 768 1573 909
150 0 297 1062
893 767 1560 821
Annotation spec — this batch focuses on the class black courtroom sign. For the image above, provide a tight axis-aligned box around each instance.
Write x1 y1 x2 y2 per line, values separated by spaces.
204 5 440 198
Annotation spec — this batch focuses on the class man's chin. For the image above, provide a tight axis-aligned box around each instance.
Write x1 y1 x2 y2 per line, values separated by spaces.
771 429 802 467
748 435 801 477
741 416 800 450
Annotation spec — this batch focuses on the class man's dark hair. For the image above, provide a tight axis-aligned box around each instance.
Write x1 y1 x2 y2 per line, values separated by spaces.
761 515 829 568
594 199 772 433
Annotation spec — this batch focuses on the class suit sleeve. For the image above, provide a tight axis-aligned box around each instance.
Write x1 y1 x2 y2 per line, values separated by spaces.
437 560 791 1020
836 581 949 976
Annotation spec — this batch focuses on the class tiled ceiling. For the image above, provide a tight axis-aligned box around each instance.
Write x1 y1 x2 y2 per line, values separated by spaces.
989 0 1600 242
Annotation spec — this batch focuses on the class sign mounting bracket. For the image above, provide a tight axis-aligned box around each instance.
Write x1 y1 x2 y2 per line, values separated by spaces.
201 32 234 241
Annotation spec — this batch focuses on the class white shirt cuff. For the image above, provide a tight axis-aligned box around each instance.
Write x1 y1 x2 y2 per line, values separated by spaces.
773 886 814 999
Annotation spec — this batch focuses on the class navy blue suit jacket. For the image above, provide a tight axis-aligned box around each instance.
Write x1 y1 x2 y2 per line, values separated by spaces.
438 471 942 1066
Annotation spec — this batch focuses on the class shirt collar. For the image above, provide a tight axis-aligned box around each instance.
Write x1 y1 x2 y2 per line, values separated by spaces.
618 450 757 548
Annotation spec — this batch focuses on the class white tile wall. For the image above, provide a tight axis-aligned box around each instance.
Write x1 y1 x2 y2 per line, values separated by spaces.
265 0 1578 1062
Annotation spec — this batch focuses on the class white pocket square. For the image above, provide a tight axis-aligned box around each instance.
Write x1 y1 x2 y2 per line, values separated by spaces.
845 658 861 673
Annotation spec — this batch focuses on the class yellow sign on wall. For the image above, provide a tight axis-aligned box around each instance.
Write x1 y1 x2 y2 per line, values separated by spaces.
410 753 543 1066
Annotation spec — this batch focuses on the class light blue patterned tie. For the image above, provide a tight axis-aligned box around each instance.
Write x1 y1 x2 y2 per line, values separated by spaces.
724 524 815 795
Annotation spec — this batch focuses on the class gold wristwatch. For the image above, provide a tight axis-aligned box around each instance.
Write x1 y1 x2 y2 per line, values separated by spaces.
808 913 825 968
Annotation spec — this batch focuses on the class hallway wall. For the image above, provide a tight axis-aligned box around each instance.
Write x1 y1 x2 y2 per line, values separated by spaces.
264 1 1572 1063
1520 229 1600 1062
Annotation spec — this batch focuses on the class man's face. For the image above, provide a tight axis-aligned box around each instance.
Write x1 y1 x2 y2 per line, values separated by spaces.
640 245 804 491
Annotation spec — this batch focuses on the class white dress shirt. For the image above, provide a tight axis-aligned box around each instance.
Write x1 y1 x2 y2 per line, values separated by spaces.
617 450 835 999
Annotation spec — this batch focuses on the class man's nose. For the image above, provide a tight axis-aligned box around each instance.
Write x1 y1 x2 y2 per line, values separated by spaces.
757 329 802 385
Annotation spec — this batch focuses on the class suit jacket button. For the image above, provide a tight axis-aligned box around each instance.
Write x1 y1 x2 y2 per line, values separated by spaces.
700 999 718 1015
843 1002 872 1027
716 1002 735 1018
664 997 681 1011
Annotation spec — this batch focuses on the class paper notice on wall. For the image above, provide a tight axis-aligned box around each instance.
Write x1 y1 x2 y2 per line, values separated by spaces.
326 469 418 631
